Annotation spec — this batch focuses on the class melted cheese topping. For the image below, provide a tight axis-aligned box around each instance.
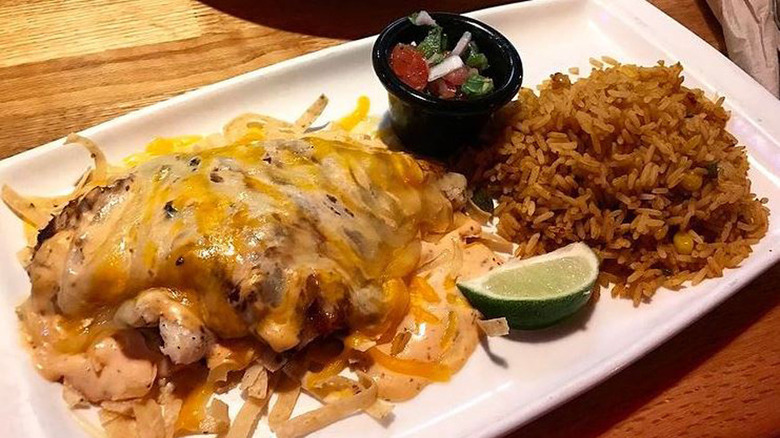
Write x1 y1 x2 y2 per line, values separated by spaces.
361 219 502 401
28 138 455 353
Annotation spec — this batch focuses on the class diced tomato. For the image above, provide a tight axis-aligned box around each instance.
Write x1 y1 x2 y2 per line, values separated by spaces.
390 44 429 91
430 78 458 99
442 66 472 87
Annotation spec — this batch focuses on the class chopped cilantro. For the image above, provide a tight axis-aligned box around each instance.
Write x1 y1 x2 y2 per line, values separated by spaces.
416 27 444 59
426 53 446 66
461 73 494 97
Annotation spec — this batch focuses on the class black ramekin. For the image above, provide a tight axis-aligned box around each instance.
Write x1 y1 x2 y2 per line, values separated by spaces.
372 12 523 160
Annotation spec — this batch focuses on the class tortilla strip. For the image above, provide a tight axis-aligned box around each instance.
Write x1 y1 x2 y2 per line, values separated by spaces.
200 399 230 434
294 94 328 132
240 364 269 399
477 318 510 337
269 375 302 431
99 409 139 438
275 373 377 438
223 396 270 438
133 399 166 438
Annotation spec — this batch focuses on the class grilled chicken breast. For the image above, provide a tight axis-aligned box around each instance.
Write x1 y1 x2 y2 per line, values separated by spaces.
25 138 463 362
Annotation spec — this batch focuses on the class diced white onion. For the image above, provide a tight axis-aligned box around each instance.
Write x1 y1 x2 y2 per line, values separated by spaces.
413 11 438 27
428 56 464 82
451 31 472 57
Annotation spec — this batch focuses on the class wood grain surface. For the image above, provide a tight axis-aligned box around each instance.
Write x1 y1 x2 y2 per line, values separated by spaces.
0 0 777 437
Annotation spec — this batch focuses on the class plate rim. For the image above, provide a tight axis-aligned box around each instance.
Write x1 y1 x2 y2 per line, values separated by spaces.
0 1 779 437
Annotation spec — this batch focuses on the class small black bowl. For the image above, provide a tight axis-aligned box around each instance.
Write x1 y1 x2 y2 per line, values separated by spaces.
372 12 523 159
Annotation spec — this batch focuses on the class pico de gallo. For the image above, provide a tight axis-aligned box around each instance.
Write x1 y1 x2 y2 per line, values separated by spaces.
389 11 494 100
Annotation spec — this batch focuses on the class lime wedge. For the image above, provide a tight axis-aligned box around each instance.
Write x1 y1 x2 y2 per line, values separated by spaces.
457 242 599 330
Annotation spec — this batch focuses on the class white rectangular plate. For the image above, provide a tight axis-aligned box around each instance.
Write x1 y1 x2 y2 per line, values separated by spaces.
1 0 779 437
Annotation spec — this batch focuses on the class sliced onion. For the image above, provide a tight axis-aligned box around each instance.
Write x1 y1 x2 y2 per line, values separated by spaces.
65 134 109 184
451 31 472 57
428 56 464 82
412 11 437 26
1 185 52 228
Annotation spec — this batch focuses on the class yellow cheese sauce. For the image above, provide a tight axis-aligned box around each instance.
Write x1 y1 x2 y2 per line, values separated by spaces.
362 219 503 401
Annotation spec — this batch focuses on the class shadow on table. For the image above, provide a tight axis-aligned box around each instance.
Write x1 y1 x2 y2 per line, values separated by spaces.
196 0 518 39
479 293 597 369
507 261 780 438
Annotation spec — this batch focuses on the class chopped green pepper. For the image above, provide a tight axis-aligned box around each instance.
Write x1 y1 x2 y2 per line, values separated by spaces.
416 27 444 59
465 41 489 71
461 73 494 97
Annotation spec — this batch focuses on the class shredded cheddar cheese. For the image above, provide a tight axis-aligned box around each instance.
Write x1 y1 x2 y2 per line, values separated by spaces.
335 96 370 131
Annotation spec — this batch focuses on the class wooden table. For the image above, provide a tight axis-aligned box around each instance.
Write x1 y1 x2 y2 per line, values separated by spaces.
0 1 777 437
